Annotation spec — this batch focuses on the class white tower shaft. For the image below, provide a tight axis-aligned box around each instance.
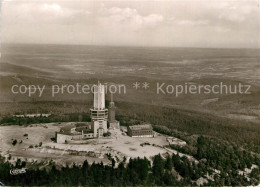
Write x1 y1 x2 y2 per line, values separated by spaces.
93 83 105 109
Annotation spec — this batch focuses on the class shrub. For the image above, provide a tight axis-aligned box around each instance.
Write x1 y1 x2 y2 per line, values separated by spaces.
12 139 17 146
50 137 56 142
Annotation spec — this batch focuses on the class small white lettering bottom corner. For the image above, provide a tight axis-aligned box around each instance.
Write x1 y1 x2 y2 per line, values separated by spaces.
10 168 26 175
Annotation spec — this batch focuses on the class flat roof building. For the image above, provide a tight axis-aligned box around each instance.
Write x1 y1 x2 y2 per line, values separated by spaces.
127 124 153 138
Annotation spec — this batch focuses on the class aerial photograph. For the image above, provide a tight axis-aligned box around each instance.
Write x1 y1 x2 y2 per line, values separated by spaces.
0 0 259 186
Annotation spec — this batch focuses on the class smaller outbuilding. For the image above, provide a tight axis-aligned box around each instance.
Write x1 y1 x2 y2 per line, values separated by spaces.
166 137 186 147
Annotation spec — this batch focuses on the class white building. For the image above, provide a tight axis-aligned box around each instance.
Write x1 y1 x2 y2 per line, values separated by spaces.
56 122 94 143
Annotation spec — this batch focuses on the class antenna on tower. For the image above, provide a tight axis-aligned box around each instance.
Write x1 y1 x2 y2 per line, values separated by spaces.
111 93 113 102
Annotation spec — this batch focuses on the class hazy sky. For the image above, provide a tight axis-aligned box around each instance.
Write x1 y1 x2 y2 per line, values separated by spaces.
1 0 260 48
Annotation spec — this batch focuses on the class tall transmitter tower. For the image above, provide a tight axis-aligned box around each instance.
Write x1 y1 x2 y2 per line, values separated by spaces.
90 83 108 137
108 93 120 129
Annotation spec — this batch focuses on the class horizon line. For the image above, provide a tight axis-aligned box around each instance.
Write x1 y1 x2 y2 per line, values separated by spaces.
1 42 260 50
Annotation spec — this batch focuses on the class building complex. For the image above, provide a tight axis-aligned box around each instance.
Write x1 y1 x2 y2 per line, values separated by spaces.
56 83 120 143
56 83 153 143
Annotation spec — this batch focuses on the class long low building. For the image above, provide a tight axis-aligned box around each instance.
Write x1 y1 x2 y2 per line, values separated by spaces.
127 124 153 137
56 122 94 143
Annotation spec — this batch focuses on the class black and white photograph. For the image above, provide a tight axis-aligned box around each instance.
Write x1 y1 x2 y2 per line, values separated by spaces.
0 0 259 186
